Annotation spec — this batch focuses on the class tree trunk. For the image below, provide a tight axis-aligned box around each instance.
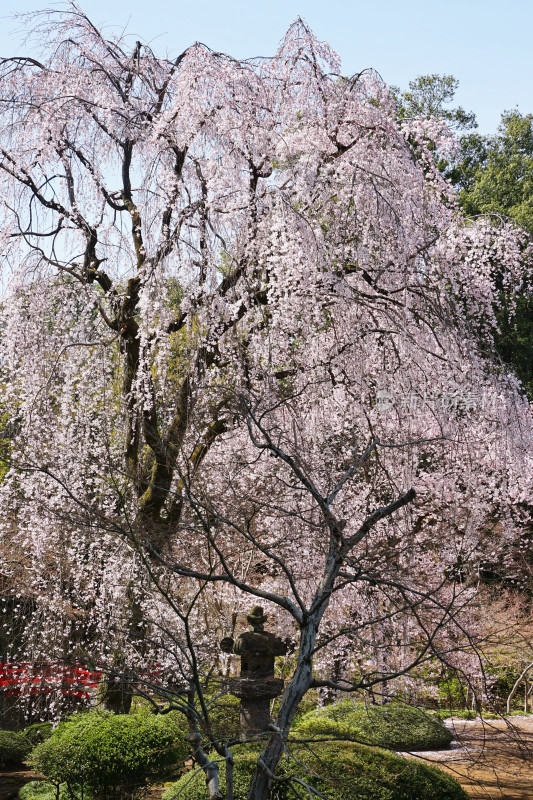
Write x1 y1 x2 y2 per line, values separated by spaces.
246 623 316 800
97 676 132 714
507 661 533 713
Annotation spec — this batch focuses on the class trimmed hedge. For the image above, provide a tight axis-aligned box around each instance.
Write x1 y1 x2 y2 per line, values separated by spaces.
29 710 189 800
162 741 467 800
0 722 52 768
294 701 453 751
203 694 240 742
23 722 53 745
0 729 31 768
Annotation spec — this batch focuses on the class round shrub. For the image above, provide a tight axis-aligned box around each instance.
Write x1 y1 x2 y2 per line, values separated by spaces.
162 741 467 800
295 701 453 751
0 729 31 768
23 722 53 745
29 710 189 800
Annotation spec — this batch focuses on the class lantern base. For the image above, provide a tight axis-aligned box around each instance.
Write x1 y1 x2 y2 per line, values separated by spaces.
240 698 271 736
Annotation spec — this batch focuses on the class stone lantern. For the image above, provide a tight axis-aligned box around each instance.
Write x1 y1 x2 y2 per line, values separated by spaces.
220 606 286 736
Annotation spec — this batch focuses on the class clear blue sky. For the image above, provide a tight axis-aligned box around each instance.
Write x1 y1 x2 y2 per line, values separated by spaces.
1 0 531 134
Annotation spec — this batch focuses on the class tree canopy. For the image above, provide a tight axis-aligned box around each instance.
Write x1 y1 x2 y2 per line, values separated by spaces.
456 110 533 232
453 111 533 395
393 75 533 396
0 9 532 800
391 74 477 133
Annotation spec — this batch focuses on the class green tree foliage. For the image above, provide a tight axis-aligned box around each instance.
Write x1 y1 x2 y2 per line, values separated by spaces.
394 75 533 395
393 75 533 234
454 112 533 395
390 74 477 133
456 111 533 233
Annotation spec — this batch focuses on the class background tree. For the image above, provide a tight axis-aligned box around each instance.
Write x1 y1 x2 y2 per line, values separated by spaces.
394 75 533 396
455 112 533 395
454 111 533 230
0 8 532 800
391 73 477 132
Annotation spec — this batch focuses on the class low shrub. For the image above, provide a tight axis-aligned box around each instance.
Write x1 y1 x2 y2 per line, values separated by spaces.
434 709 531 720
434 709 477 720
163 741 467 800
23 722 53 745
203 694 240 742
29 710 189 800
294 700 453 751
19 782 70 800
0 729 31 768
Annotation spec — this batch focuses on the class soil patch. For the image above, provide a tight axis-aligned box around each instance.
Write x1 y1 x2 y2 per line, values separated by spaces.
0 771 41 800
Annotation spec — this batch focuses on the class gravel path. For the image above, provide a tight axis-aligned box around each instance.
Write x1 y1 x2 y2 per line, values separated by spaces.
410 717 533 799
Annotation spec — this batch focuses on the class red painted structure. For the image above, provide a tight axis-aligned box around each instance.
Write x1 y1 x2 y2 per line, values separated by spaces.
0 662 101 699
